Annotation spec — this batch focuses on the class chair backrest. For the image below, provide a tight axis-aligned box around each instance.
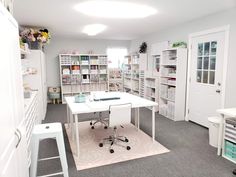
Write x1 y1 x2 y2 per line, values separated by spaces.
109 103 132 127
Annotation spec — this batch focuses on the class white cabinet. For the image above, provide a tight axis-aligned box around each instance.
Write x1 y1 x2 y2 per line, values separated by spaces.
159 48 188 121
0 4 28 177
23 50 47 121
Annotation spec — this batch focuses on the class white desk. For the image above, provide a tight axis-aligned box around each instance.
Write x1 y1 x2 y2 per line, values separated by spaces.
217 108 236 156
65 92 158 157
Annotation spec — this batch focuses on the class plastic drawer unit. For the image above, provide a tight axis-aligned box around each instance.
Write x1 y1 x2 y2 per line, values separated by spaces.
224 118 236 162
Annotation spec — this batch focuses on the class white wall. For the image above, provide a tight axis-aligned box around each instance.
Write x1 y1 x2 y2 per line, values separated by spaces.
130 7 236 108
44 37 130 87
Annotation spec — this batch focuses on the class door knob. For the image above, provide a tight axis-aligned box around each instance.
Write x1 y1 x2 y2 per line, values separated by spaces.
216 89 221 93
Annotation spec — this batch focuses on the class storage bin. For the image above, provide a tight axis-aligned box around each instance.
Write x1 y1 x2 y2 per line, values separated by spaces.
75 94 86 103
225 140 236 152
208 116 220 147
225 147 236 160
81 69 89 74
100 69 107 74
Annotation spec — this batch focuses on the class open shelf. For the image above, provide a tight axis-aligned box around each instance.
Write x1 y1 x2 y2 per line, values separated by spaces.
59 54 109 103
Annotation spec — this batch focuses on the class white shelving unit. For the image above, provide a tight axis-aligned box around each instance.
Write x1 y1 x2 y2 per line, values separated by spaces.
159 48 188 121
144 76 159 111
59 54 109 103
109 68 123 91
123 53 147 96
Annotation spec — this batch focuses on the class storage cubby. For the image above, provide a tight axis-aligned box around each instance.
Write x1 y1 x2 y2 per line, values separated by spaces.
123 53 147 96
59 54 109 103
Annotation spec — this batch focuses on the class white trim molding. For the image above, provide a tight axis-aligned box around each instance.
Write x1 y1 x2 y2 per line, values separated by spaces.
185 25 230 121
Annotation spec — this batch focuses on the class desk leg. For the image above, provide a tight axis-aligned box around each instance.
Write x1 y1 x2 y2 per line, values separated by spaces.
134 108 140 130
70 112 74 140
217 114 224 156
137 108 140 130
74 114 80 157
152 106 155 142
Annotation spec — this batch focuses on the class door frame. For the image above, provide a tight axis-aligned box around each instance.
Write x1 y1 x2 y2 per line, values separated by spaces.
185 25 230 121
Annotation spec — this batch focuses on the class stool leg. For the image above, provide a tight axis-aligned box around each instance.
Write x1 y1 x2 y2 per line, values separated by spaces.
56 133 69 177
30 137 39 177
66 105 70 129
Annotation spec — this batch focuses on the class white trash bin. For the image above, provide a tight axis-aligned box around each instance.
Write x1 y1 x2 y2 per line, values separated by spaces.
208 117 220 147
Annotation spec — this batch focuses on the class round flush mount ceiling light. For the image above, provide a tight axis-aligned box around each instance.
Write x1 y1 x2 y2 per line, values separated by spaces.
82 24 107 36
74 1 157 19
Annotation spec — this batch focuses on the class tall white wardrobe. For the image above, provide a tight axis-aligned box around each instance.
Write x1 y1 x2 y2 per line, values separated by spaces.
0 4 29 177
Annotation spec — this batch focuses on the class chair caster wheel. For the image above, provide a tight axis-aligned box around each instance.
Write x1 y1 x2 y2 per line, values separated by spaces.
127 146 131 150
99 143 103 147
110 149 114 153
90 122 92 125
125 138 129 142
104 126 108 129
91 126 94 129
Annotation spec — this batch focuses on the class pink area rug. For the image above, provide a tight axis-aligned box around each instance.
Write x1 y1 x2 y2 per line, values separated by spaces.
65 122 169 171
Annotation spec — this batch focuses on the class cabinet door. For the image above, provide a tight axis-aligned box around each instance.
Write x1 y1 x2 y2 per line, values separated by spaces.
0 4 28 177
24 51 45 121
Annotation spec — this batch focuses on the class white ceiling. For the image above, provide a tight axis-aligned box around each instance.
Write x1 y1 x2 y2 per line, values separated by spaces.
13 0 236 40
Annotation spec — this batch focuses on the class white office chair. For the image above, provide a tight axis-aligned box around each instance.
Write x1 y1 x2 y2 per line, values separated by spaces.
90 91 108 129
99 103 132 153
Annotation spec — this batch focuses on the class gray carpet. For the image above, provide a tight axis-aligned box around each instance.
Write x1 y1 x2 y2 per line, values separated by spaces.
37 104 236 177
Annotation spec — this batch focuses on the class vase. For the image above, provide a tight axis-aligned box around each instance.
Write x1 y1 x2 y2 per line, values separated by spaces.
27 41 42 50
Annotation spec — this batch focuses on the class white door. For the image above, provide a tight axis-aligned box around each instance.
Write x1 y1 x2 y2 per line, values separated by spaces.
188 30 227 127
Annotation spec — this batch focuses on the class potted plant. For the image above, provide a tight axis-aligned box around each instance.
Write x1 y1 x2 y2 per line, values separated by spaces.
139 42 147 53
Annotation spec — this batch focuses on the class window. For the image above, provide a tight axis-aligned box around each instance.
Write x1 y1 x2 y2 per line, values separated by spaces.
107 48 128 68
196 41 217 84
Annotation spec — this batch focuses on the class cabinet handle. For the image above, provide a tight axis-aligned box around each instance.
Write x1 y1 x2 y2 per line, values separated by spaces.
15 129 22 148
216 89 221 93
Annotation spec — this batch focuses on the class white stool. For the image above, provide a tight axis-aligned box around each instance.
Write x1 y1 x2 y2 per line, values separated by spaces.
30 123 69 177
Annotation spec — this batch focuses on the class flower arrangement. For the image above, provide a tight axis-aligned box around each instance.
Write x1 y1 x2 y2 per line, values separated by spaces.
20 27 51 45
